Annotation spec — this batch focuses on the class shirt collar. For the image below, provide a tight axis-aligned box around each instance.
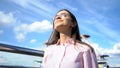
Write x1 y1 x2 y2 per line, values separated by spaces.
56 38 75 45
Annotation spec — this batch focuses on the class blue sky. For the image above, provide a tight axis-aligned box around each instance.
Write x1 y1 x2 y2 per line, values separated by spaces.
0 0 120 67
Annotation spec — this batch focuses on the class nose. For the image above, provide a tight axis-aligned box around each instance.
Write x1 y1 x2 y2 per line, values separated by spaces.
56 15 61 20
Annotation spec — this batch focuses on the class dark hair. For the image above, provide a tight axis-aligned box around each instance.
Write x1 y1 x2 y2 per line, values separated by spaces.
45 9 81 45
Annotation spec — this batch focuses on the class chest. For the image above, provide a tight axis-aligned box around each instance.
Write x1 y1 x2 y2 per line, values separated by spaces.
48 46 83 63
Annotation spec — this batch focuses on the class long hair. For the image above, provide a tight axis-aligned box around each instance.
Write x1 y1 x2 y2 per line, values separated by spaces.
45 9 81 45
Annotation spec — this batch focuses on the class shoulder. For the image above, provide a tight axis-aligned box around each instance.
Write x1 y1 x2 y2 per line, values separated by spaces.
76 41 94 52
44 44 57 52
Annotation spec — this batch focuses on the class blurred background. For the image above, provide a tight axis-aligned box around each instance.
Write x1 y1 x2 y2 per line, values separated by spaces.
0 0 120 67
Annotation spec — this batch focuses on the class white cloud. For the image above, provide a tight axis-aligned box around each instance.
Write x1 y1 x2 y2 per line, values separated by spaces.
95 42 120 67
14 20 52 42
87 41 120 57
16 33 25 42
82 38 120 56
110 43 120 55
83 41 120 66
30 39 37 44
29 20 52 33
113 43 120 50
0 11 16 26
0 30 4 34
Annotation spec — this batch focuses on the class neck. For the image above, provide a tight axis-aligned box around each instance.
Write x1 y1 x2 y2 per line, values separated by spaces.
60 32 71 44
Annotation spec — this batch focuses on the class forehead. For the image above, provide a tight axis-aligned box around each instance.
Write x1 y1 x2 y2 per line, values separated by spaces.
57 10 70 15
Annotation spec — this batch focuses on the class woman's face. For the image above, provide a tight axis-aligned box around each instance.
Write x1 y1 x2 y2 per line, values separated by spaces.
54 10 73 32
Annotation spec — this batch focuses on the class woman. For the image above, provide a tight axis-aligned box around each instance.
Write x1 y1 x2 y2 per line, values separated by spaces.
43 9 98 68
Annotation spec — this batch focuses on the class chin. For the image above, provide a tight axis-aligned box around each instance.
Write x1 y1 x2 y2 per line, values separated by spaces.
54 26 63 32
54 26 60 32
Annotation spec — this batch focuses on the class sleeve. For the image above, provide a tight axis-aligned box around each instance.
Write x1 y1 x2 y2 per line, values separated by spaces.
42 48 48 67
83 49 98 68
42 47 51 68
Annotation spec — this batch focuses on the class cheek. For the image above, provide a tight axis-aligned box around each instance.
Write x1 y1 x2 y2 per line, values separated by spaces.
53 18 72 29
53 21 62 30
64 19 72 26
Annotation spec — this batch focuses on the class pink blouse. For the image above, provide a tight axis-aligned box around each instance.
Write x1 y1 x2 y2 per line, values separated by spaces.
43 39 98 68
